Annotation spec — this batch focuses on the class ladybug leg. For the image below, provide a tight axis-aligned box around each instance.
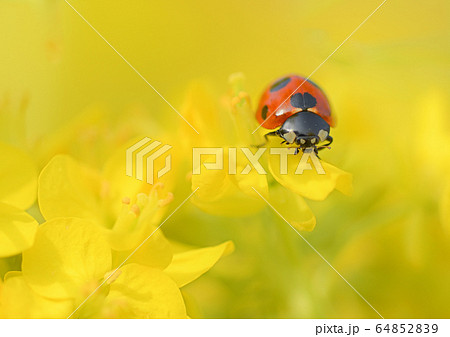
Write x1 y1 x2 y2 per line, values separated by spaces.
317 135 333 151
264 130 279 143
323 135 333 147
255 130 279 148
314 147 321 159
299 146 321 159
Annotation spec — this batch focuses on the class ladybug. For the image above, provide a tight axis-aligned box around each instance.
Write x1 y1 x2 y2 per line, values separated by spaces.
256 74 334 155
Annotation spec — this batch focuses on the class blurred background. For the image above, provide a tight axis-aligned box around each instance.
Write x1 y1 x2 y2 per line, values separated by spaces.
1 0 449 318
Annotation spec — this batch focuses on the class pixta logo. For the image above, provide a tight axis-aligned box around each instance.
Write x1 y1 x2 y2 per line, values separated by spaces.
126 137 172 184
192 147 325 175
126 138 326 185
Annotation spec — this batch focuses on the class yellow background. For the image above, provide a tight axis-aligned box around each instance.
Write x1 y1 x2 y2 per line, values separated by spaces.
1 0 449 318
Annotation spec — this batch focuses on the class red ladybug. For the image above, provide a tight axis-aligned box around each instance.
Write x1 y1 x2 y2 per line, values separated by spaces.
256 74 334 154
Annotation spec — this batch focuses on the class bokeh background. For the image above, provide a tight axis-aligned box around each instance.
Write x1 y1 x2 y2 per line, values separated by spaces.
1 0 449 318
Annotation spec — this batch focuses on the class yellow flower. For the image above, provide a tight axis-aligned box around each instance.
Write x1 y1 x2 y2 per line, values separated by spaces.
0 152 234 318
38 153 173 255
0 203 38 258
7 215 233 318
0 272 72 319
182 74 352 231
0 142 38 258
165 241 234 288
22 218 112 300
103 263 186 319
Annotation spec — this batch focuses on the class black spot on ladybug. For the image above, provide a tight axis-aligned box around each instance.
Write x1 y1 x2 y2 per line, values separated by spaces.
290 93 304 109
270 77 291 92
261 105 269 119
290 92 317 110
303 92 317 109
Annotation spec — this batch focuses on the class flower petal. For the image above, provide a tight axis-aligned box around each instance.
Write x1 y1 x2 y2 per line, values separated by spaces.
0 142 37 209
191 151 267 216
268 148 353 201
112 229 173 270
180 82 232 145
191 174 266 216
106 263 186 318
269 185 316 232
38 155 103 222
0 272 72 318
22 217 112 299
0 202 38 257
164 241 234 287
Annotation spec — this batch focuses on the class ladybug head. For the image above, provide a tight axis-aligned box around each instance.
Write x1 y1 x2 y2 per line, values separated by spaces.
277 111 333 151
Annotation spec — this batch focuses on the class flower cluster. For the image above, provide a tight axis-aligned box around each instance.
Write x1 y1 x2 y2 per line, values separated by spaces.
0 142 233 318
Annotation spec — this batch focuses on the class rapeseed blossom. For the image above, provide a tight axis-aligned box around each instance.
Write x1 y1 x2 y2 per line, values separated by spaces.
0 136 233 318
